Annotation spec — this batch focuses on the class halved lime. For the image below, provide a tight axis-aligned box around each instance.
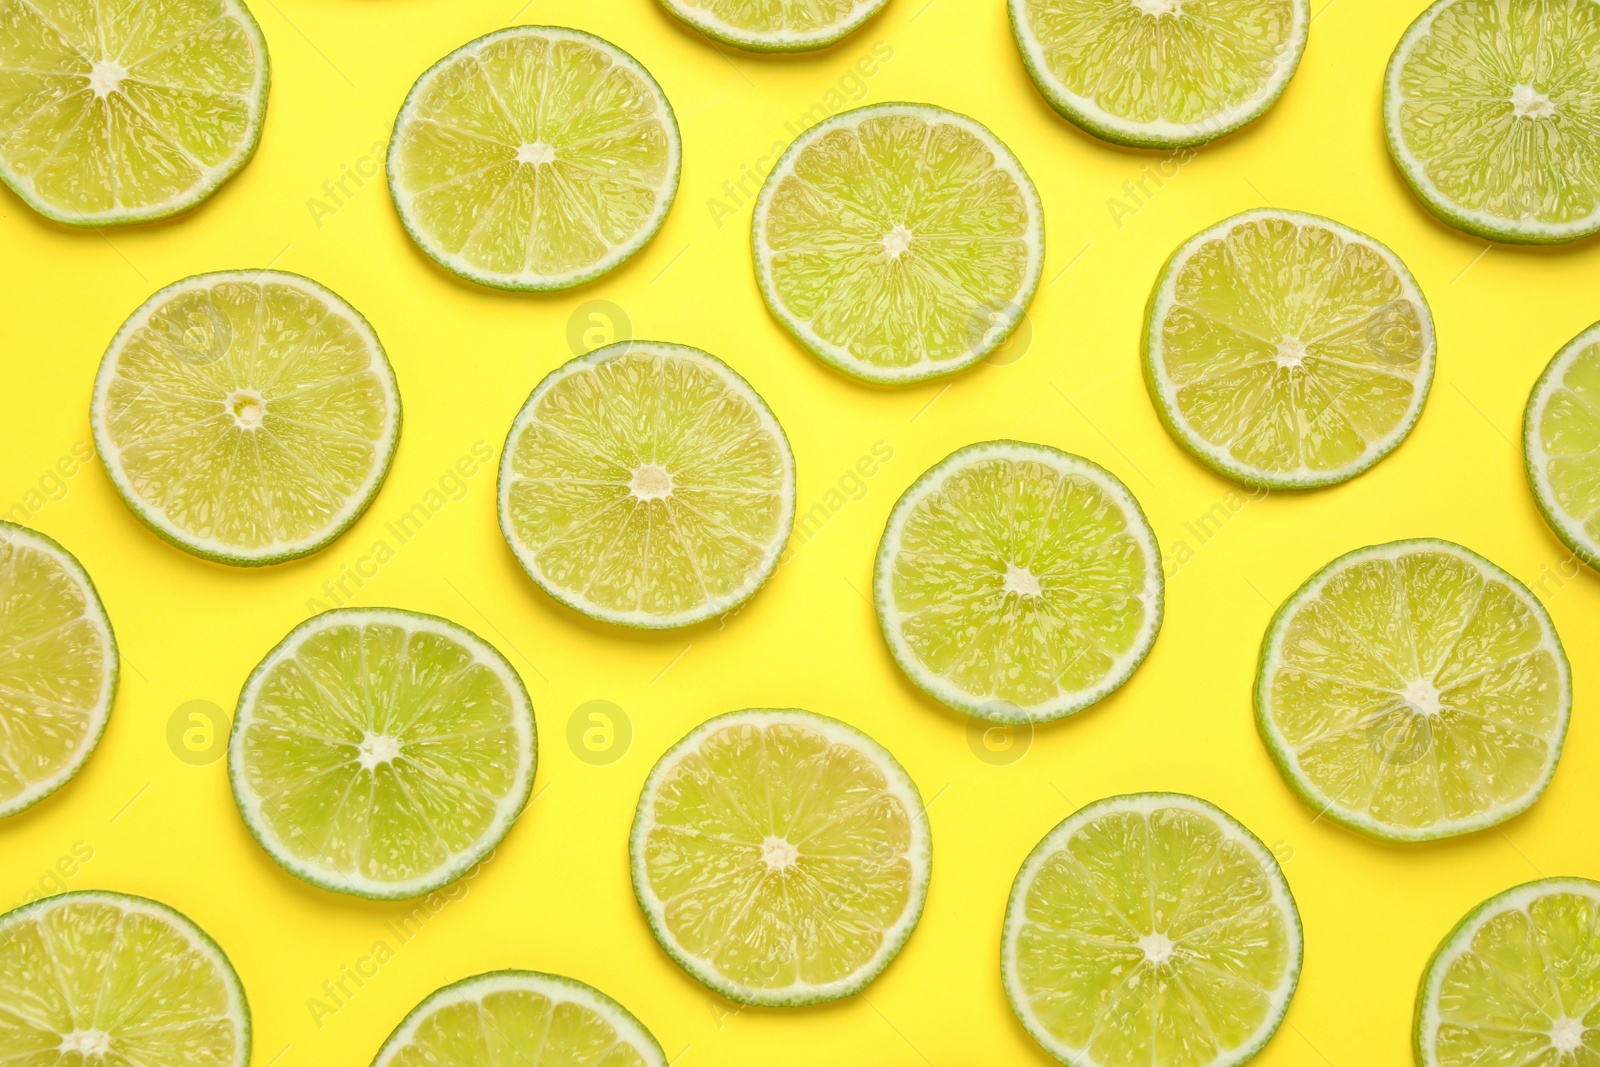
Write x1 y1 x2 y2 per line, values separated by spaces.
1257 539 1570 842
229 607 537 900
657 0 888 52
91 270 401 566
0 523 116 819
0 891 249 1066
1385 0 1600 244
0 0 269 226
1144 209 1436 489
1003 793 1302 1067
498 340 795 630
630 708 930 1006
752 102 1044 384
388 26 681 292
1524 320 1600 569
1009 0 1309 149
372 970 665 1067
1416 878 1600 1067
875 441 1162 724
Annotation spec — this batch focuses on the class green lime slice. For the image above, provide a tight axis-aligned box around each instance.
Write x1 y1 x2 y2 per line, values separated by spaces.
1009 0 1309 149
1385 0 1600 245
372 970 665 1067
388 26 681 292
1003 793 1302 1067
0 523 116 819
1144 209 1435 490
0 891 249 1065
0 0 268 226
1416 877 1600 1067
1524 320 1600 570
657 0 888 52
630 708 930 1007
752 102 1044 385
91 270 401 567
874 441 1162 724
229 607 537 900
1257 539 1570 843
498 341 796 630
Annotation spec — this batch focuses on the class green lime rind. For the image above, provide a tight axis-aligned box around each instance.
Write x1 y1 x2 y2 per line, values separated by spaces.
1001 792 1304 1067
228 606 537 901
1142 208 1437 491
629 708 931 1007
874 440 1163 724
386 25 682 293
1255 538 1572 843
1008 0 1310 150
1522 320 1600 571
657 0 889 52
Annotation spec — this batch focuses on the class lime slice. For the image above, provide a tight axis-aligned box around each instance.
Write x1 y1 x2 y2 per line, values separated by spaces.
1003 793 1302 1067
372 970 665 1067
0 523 116 819
752 102 1044 385
1009 0 1309 149
91 270 401 567
498 340 795 630
388 26 681 292
657 0 888 52
1144 209 1436 489
1416 877 1600 1067
0 0 268 226
229 607 537 900
630 708 930 1006
0 891 249 1066
1385 0 1600 245
874 441 1162 724
1257 539 1570 843
1524 320 1600 570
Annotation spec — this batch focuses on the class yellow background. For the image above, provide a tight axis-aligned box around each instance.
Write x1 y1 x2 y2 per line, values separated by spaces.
3 0 1599 1063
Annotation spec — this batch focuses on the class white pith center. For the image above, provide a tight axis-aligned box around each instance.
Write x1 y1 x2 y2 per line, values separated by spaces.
87 61 127 97
59 1030 113 1055
1138 932 1174 964
357 732 402 770
761 836 799 871
1551 1017 1586 1052
1511 84 1555 119
1003 563 1042 597
226 389 265 429
1132 0 1182 13
882 225 914 259
1275 336 1306 369
516 141 556 165
1404 678 1442 717
629 463 674 501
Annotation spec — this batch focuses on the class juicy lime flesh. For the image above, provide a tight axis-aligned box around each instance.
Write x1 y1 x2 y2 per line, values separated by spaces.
1267 550 1563 833
1536 342 1600 545
1157 217 1427 477
0 0 260 217
641 720 917 992
1396 0 1600 230
676 0 869 36
389 989 649 1067
1014 806 1294 1066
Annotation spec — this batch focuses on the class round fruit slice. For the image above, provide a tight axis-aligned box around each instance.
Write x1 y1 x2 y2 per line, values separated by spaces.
372 970 665 1067
657 0 888 51
498 341 795 629
1524 320 1600 570
1416 878 1600 1067
91 271 401 566
0 0 269 226
875 441 1162 724
229 607 536 900
1009 0 1309 149
752 102 1044 384
0 523 116 818
1385 0 1600 244
0 891 249 1066
630 709 930 1006
388 26 681 291
1144 209 1436 489
1257 539 1570 843
1003 793 1302 1067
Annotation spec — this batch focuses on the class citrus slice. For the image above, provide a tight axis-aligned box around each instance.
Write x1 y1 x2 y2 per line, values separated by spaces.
657 0 888 52
1257 539 1570 843
874 441 1162 724
0 0 269 226
1003 793 1302 1067
498 340 795 630
1009 0 1309 149
1144 209 1435 489
630 708 930 1006
1524 320 1600 570
229 607 537 900
372 970 665 1067
1416 877 1600 1067
91 270 401 566
388 26 681 292
1385 0 1600 244
0 891 249 1066
752 102 1044 384
0 523 116 818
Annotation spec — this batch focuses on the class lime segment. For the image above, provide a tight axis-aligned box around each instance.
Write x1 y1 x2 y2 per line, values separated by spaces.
658 0 888 51
1524 321 1600 569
